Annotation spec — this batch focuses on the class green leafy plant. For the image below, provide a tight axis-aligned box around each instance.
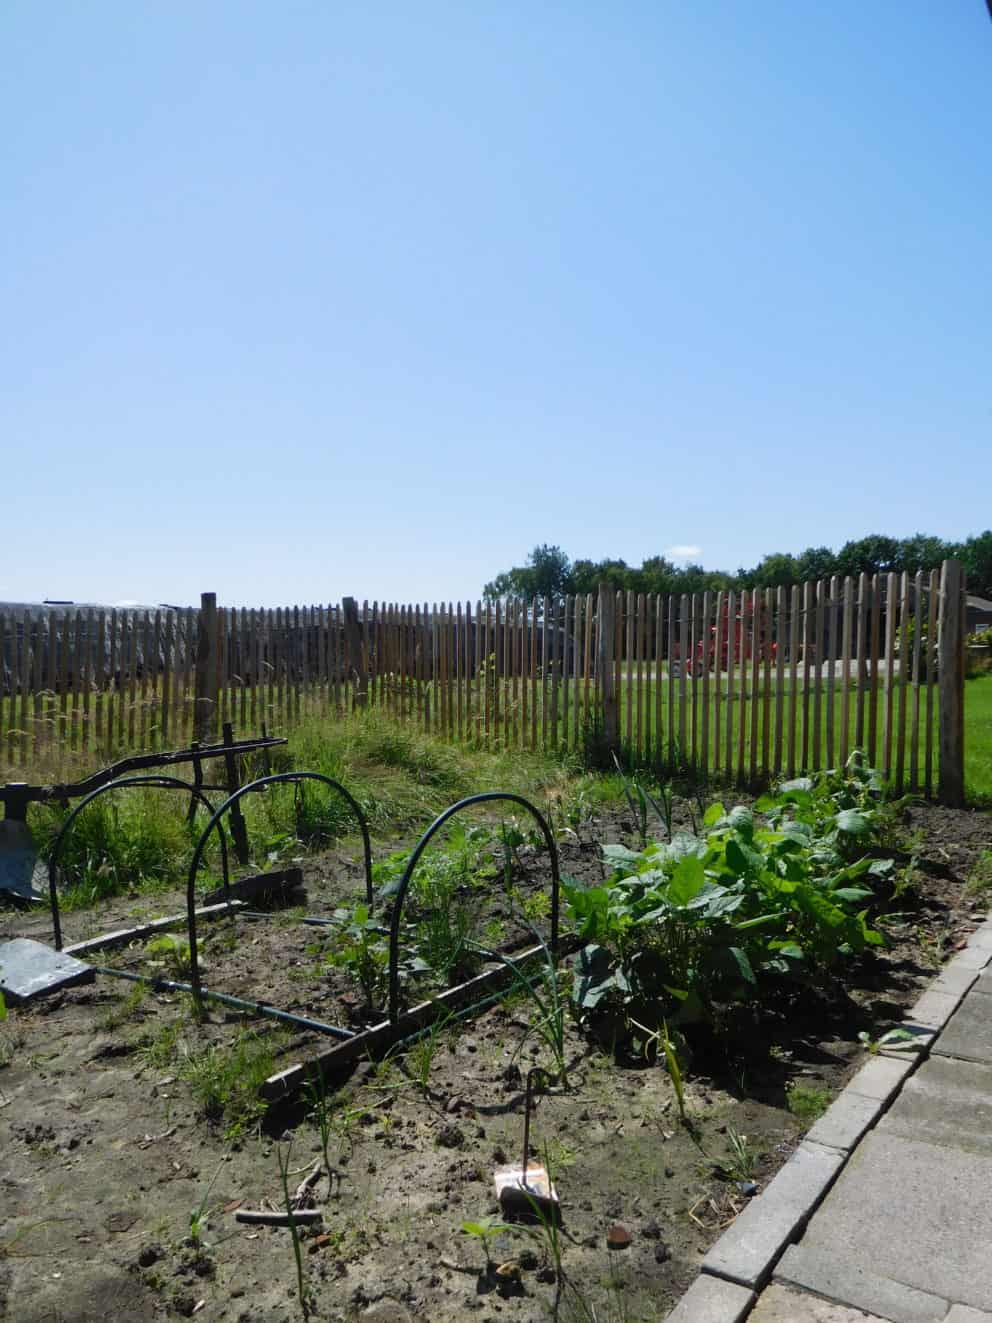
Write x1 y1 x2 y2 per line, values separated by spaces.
324 903 393 1007
566 760 892 1041
146 934 193 980
858 1027 925 1055
460 1215 514 1270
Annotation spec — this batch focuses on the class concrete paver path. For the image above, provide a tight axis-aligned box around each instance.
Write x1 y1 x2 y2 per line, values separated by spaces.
751 942 992 1323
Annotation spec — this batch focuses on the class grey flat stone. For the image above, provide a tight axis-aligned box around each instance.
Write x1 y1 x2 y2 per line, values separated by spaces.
879 1055 992 1156
800 1130 992 1311
972 968 992 997
845 1055 916 1103
702 1141 844 1289
664 1274 754 1322
0 937 94 1003
966 925 992 951
929 960 981 998
947 947 992 972
806 1090 880 1152
752 1282 890 1321
775 1245 948 1323
933 993 992 1066
946 1308 992 1323
908 987 964 1029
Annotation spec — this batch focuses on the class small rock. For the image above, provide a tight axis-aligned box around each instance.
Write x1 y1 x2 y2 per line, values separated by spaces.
654 1243 670 1264
606 1225 632 1252
137 1244 163 1269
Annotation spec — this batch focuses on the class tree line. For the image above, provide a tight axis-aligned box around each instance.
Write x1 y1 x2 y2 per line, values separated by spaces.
484 532 992 603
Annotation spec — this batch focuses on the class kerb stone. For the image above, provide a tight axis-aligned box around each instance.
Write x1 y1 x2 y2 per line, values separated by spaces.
701 1141 844 1289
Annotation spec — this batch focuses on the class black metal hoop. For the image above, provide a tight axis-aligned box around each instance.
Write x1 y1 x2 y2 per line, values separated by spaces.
48 775 230 951
185 771 374 1003
387 792 560 1023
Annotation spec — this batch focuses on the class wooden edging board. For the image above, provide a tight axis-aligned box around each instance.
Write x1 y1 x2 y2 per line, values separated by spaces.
64 899 246 957
262 939 562 1102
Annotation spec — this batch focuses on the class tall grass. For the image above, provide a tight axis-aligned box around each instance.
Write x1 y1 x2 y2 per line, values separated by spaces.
28 710 580 906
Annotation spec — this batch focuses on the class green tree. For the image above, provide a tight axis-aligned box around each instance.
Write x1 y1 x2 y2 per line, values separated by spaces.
483 544 573 600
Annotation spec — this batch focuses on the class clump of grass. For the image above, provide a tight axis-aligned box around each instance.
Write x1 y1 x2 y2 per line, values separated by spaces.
98 981 148 1032
139 1016 184 1070
786 1081 832 1123
31 787 200 908
26 711 573 909
965 849 992 900
179 1029 284 1140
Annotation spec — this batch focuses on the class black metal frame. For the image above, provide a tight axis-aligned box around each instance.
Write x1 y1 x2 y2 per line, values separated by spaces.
47 775 231 951
185 771 374 1004
387 792 560 1023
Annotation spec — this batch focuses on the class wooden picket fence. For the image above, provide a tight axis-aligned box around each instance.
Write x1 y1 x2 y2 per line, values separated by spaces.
0 562 968 802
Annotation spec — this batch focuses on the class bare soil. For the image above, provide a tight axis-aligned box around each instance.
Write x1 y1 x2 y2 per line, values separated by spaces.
1 799 989 1323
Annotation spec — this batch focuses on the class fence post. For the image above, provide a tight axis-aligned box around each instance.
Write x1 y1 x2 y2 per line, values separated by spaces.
597 585 618 758
342 597 368 708
194 592 219 745
938 558 965 806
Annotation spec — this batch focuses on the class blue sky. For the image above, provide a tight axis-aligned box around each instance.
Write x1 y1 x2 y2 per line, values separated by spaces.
3 2 989 607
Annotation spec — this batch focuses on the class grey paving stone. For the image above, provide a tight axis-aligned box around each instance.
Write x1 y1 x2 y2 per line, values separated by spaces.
929 960 981 998
800 1130 992 1312
972 968 992 997
947 946 992 972
774 1245 948 1323
908 987 964 1029
663 1274 754 1322
945 1307 992 1323
751 1282 890 1321
806 1090 880 1151
845 1054 917 1102
966 925 992 951
879 1055 992 1156
701 1141 844 1289
933 992 992 1066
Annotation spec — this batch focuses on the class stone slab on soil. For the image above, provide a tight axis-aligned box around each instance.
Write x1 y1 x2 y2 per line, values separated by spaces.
774 1245 948 1323
945 947 992 972
845 1055 917 1103
663 1274 755 1322
0 937 95 1003
929 961 981 999
806 1090 881 1152
879 1055 992 1156
701 1141 844 1289
908 987 965 1030
946 1308 992 1323
933 993 992 1066
751 1282 890 1322
799 1130 992 1312
972 968 992 997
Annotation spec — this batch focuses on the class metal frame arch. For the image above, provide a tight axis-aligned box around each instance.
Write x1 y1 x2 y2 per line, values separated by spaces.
387 792 560 1023
48 775 229 951
185 771 374 1002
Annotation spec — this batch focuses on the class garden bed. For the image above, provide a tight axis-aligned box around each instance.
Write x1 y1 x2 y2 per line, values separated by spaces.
1 787 990 1323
